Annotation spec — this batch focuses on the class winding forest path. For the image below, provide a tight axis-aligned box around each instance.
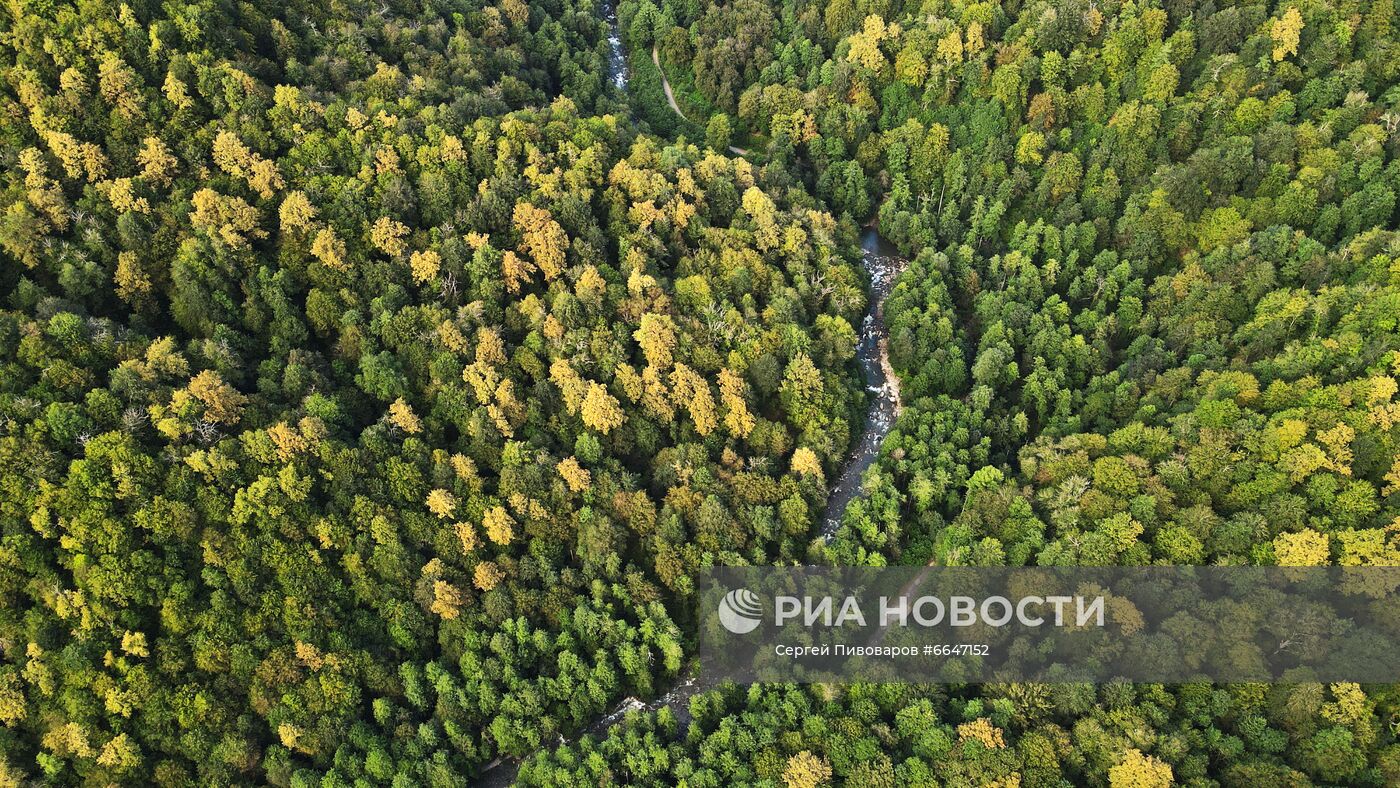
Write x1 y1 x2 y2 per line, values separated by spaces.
651 48 685 120
651 46 749 156
478 13 904 787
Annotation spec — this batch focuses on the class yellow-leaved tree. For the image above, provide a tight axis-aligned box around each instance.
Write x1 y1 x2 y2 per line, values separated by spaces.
483 506 516 545
426 489 457 519
557 457 591 493
790 447 824 479
473 561 504 591
388 398 422 434
1273 529 1330 566
845 16 893 73
513 201 567 281
635 313 678 369
187 370 246 424
1271 7 1304 62
782 751 832 788
581 382 625 434
719 368 755 438
1108 748 1173 787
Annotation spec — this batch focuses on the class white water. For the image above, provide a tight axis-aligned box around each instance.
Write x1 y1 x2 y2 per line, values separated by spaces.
603 0 626 90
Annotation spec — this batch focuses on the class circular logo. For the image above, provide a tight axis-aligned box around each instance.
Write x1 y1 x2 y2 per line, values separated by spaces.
718 588 764 634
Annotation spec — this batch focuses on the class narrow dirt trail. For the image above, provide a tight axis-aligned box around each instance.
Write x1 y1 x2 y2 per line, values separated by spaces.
651 46 748 156
652 47 685 119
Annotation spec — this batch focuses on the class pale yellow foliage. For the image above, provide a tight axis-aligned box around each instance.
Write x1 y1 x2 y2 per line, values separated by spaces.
502 250 536 292
375 145 401 175
212 130 282 198
957 718 1006 749
106 177 149 214
719 368 755 438
551 358 587 412
312 227 348 270
0 673 25 726
641 366 674 421
456 521 482 553
96 732 140 771
114 251 153 306
846 16 893 72
441 135 466 161
474 561 504 591
98 53 142 118
1322 682 1377 748
267 421 308 460
430 580 465 620
791 447 824 478
615 363 643 403
18 148 68 230
966 21 985 54
581 382 626 434
1384 460 1400 496
293 641 325 670
670 364 716 435
894 45 928 87
782 751 832 788
543 314 565 342
409 249 441 283
42 721 94 758
576 265 607 304
741 187 781 251
59 67 88 96
121 630 149 657
163 71 192 109
937 30 963 64
248 159 284 199
557 456 592 493
388 398 423 434
426 489 458 519
1108 748 1173 788
635 313 678 369
1283 442 1328 483
439 321 469 353
187 370 246 424
190 188 265 248
476 327 508 365
41 130 108 182
1274 529 1330 566
1317 422 1355 476
483 505 516 545
513 202 567 281
278 191 318 235
1272 7 1304 62
371 216 409 257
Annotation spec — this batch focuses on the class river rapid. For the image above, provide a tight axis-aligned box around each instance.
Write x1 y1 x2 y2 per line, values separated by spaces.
602 0 627 91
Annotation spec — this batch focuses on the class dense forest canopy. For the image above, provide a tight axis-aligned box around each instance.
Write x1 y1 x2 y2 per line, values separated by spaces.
564 0 1400 783
3 0 1400 785
0 0 871 782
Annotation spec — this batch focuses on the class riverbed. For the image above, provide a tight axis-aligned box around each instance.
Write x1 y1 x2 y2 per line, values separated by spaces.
821 228 906 540
603 0 626 90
